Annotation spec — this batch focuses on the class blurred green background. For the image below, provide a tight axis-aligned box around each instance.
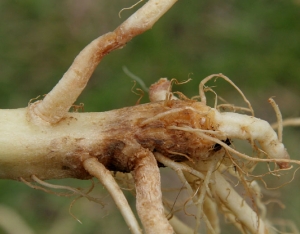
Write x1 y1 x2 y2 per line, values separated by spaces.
0 0 299 233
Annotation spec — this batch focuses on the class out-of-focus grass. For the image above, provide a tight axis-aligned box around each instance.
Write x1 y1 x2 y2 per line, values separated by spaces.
0 0 299 233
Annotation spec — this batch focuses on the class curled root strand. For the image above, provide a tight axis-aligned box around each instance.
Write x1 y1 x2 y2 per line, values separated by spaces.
199 73 254 116
259 166 300 190
118 0 144 18
170 78 192 88
69 197 83 224
20 177 74 197
31 175 103 205
131 80 145 105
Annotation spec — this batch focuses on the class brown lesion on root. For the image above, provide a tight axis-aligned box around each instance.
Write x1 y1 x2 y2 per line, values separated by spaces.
94 139 134 173
29 98 223 180
85 99 222 174
134 100 220 163
93 24 149 63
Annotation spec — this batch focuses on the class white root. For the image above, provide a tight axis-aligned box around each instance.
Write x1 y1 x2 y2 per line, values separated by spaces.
193 158 220 233
249 181 267 220
155 152 222 233
168 125 292 169
157 151 260 234
212 171 267 234
83 158 142 234
203 196 220 234
167 214 194 234
196 74 289 168
210 109 290 169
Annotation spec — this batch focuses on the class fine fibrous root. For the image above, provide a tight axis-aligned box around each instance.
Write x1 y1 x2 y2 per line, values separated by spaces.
20 176 102 205
199 73 254 116
119 0 144 18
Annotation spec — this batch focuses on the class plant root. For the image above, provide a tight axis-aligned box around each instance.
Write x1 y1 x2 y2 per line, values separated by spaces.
133 149 174 234
203 196 220 234
16 74 298 233
199 73 254 116
30 0 178 124
20 176 102 204
83 157 142 234
213 171 267 234
2 0 299 233
167 212 194 234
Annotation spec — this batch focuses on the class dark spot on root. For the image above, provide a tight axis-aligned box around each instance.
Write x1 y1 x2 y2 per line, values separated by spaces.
96 139 134 173
213 138 231 152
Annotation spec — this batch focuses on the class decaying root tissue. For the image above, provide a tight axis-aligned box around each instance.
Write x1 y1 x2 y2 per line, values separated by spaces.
1 0 299 234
